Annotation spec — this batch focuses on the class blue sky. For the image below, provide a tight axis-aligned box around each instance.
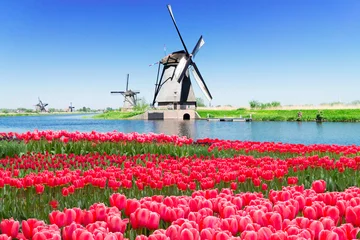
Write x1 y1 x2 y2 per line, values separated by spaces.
1 0 359 109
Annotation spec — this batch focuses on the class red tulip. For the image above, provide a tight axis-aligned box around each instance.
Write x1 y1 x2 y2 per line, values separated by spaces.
345 206 360 227
106 215 128 233
22 219 45 239
241 230 258 240
0 219 19 238
179 228 198 240
0 235 11 240
62 222 83 240
49 200 59 209
81 210 95 226
35 184 45 194
148 212 160 230
110 194 127 210
308 220 324 239
312 180 326 193
303 206 317 220
72 229 94 240
125 199 141 216
318 230 339 240
200 228 215 240
49 211 66 228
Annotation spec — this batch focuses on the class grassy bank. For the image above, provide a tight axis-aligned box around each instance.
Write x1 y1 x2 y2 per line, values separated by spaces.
0 112 89 117
197 108 360 122
93 110 144 119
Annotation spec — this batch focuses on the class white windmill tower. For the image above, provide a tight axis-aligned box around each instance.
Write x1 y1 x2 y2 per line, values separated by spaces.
152 5 212 110
111 74 140 110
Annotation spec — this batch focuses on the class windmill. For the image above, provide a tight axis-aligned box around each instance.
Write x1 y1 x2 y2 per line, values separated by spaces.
152 4 212 110
35 97 48 112
69 102 75 112
111 74 140 110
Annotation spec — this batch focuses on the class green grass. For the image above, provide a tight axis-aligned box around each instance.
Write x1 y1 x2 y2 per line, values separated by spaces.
93 110 144 119
0 112 85 117
197 108 360 122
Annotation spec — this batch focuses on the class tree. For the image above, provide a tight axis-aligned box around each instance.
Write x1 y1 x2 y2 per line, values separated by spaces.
196 98 206 107
249 100 260 109
133 98 149 112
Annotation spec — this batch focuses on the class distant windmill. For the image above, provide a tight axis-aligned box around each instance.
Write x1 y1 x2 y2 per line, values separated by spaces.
69 102 75 112
111 74 140 109
152 5 212 110
35 97 48 112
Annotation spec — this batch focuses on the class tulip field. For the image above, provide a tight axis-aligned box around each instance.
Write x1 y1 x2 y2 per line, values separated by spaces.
1 131 360 240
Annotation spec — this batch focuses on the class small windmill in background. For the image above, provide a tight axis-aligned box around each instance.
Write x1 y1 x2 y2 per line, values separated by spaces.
35 97 48 112
68 102 75 112
110 74 140 110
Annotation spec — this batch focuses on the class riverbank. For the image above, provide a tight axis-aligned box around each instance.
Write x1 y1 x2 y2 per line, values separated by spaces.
93 109 360 122
93 111 145 119
0 112 93 117
197 108 360 122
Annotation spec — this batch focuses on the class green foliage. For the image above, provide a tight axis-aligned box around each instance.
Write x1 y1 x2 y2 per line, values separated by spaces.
94 110 144 119
197 109 360 122
133 98 149 112
249 100 281 109
0 141 26 158
196 98 206 107
249 100 260 109
351 100 360 105
79 107 92 112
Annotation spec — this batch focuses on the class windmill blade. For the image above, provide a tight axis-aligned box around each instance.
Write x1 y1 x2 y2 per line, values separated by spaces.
167 4 189 54
44 104 48 107
174 57 192 83
190 63 212 101
191 35 205 58
149 61 159 67
111 91 125 94
126 74 129 91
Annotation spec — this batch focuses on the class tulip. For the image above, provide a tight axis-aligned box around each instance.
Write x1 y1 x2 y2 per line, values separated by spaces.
22 219 45 239
318 230 339 240
49 211 66 228
81 210 95 226
148 212 160 230
0 234 11 240
312 180 326 193
62 222 83 240
0 219 19 238
110 194 127 210
107 215 128 233
35 184 45 194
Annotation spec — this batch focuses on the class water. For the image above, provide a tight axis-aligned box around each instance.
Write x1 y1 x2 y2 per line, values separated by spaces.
0 114 360 145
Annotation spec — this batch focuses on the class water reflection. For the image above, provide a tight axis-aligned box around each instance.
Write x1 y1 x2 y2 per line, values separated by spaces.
1 114 360 145
152 120 196 138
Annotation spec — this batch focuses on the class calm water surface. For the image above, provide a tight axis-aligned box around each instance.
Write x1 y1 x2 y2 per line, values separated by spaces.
0 114 359 145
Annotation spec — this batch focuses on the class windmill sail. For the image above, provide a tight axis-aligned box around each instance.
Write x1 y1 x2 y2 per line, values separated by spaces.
192 36 205 58
190 63 212 102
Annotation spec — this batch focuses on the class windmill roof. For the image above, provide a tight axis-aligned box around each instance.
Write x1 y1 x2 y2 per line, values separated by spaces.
161 51 187 65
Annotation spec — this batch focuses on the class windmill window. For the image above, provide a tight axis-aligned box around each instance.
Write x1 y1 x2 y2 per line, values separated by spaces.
183 113 190 120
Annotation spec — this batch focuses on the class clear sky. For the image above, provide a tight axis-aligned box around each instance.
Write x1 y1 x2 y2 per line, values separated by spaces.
1 0 359 110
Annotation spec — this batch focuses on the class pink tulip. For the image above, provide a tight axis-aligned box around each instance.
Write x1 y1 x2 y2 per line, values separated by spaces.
312 180 326 193
0 219 19 238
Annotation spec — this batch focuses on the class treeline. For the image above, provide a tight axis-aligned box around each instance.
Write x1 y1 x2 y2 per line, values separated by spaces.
249 100 281 109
